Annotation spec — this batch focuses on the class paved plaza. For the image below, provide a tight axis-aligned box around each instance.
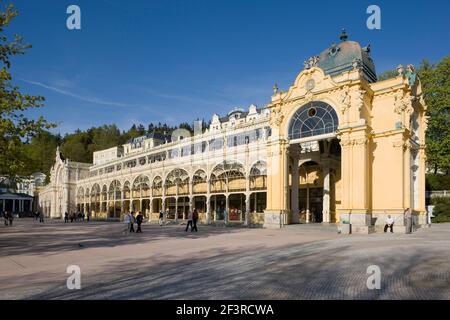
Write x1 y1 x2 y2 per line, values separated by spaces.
0 219 449 299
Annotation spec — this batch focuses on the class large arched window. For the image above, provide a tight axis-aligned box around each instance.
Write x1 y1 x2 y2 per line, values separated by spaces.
289 101 338 140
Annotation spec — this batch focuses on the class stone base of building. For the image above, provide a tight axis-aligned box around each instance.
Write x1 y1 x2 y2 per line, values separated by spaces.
338 212 374 234
263 210 289 229
371 211 429 233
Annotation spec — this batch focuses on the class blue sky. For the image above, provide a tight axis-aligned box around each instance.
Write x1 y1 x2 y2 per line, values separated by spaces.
7 0 450 135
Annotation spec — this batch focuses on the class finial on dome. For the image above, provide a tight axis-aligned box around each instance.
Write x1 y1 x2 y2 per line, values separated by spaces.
339 28 348 42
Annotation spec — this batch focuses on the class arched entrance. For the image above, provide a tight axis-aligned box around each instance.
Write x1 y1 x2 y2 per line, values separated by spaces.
287 101 341 224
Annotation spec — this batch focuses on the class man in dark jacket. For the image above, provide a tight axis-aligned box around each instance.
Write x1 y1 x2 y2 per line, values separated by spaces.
192 209 199 232
136 211 144 233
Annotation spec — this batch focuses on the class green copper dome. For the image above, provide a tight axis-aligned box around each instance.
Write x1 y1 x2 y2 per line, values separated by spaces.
315 30 377 83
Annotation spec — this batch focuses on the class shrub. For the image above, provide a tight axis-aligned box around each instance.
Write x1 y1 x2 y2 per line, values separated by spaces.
426 174 450 191
431 197 450 223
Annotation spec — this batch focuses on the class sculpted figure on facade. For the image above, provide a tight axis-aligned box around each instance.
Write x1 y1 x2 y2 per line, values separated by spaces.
303 55 319 69
353 88 366 112
269 107 284 127
338 85 351 114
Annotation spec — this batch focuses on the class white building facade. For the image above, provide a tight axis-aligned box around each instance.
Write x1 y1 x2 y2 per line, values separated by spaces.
39 105 272 225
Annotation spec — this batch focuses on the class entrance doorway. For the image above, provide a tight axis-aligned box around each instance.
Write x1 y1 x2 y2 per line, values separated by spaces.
289 139 341 224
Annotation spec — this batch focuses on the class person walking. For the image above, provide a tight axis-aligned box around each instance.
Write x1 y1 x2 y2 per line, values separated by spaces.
192 209 199 232
39 211 44 223
136 211 143 233
129 212 136 233
87 212 90 222
159 210 164 227
64 212 69 223
185 210 193 232
82 212 85 222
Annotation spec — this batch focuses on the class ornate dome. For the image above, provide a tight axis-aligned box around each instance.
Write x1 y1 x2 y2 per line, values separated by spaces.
308 29 377 83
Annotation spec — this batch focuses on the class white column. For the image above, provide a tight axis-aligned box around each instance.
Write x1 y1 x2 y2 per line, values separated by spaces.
225 194 229 225
64 171 70 215
206 196 211 224
306 183 310 223
322 164 330 223
175 197 178 222
189 196 194 213
291 157 299 223
245 193 250 226
130 190 133 212
206 177 212 223
245 173 250 226
283 146 290 226
189 181 193 210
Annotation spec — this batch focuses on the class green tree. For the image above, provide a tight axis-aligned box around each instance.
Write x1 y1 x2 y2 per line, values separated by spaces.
87 124 122 155
60 130 90 163
0 4 55 178
23 130 60 176
377 58 450 175
419 57 450 174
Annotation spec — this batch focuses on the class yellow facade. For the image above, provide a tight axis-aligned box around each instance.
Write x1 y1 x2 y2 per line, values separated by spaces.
263 54 427 233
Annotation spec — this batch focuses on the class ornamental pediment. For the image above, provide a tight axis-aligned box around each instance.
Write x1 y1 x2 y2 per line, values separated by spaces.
272 67 339 104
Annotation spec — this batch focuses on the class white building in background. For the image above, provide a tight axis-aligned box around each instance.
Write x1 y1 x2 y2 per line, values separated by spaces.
0 173 46 214
39 104 271 225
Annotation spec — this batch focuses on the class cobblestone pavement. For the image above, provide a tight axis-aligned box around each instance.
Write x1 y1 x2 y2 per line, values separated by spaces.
0 219 449 299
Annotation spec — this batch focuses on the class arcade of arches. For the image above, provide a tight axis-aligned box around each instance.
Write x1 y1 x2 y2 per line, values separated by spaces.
75 162 269 225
